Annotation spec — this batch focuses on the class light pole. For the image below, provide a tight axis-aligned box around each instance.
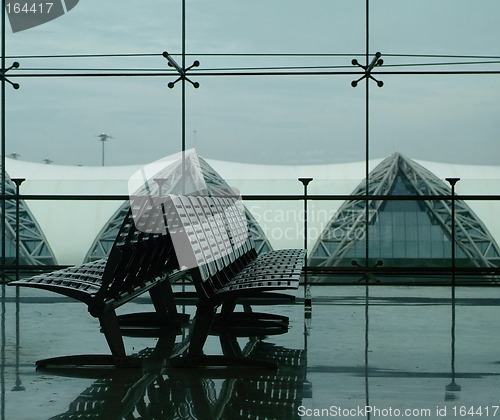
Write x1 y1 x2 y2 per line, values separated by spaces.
11 178 25 281
445 177 460 286
298 177 313 308
445 177 461 398
11 178 25 393
96 133 113 166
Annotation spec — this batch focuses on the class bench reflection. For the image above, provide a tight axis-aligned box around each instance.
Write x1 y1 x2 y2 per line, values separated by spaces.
49 335 307 420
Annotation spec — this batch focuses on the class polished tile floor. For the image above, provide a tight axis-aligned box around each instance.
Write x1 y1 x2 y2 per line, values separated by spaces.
1 284 500 419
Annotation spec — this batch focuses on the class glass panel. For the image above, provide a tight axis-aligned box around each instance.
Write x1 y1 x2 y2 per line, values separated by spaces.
393 225 406 240
380 241 393 258
430 225 444 241
394 241 406 258
431 241 444 258
419 242 432 258
406 241 418 258
405 211 418 226
418 225 431 241
393 212 405 226
406 226 418 240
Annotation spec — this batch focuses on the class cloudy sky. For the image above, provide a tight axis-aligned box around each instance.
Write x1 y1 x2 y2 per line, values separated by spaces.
3 0 500 166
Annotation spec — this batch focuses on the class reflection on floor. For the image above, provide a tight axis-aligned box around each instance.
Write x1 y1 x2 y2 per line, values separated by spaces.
48 340 306 419
1 285 500 419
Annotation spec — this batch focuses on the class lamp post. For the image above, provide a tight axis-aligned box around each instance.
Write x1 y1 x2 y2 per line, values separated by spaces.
11 178 25 392
96 133 112 166
445 177 461 397
445 177 460 286
11 178 25 280
298 178 313 308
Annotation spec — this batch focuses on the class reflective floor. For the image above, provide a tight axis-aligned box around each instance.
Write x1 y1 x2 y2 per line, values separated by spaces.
1 284 500 419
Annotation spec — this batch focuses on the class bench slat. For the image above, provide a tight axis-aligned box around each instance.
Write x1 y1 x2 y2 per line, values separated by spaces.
11 259 107 304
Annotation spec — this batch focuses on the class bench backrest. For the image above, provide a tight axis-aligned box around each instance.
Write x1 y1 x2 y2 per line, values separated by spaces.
164 194 256 300
95 196 179 304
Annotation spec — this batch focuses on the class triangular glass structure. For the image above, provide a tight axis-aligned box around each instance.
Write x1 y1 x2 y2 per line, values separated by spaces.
85 155 272 262
309 153 500 269
0 173 57 266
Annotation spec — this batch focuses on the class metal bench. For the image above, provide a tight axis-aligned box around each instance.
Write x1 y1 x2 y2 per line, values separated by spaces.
164 194 305 368
9 196 186 368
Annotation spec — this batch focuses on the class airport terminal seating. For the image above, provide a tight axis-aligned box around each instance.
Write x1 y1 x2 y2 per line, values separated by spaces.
9 192 304 369
163 194 305 368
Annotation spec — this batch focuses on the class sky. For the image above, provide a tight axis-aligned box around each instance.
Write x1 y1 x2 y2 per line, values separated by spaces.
2 0 500 167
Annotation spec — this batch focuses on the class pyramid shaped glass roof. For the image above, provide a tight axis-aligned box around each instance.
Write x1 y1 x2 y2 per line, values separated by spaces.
309 153 500 269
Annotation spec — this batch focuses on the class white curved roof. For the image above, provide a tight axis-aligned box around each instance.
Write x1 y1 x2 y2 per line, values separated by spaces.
211 157 500 252
6 155 500 264
6 158 142 265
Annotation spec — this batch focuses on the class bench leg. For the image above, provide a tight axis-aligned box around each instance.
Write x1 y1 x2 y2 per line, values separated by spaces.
150 281 190 324
169 302 217 367
170 303 278 369
100 309 127 358
187 303 217 359
36 310 141 369
219 331 243 358
117 282 190 330
151 281 178 316
219 297 237 321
